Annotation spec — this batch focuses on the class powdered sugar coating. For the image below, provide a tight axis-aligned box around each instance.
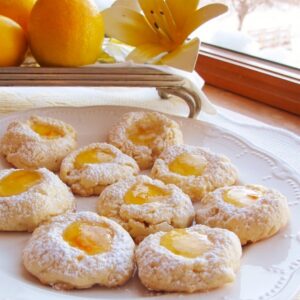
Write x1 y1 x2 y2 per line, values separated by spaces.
0 115 77 172
0 168 75 231
108 112 183 170
97 175 195 243
195 185 290 245
22 211 135 290
136 224 241 293
151 144 238 202
60 143 139 196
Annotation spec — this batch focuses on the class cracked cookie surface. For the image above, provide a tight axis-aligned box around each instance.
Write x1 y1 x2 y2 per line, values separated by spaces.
23 211 135 290
0 168 75 231
151 144 238 202
136 225 241 292
97 175 195 243
108 112 183 170
60 143 139 196
195 185 290 245
0 115 77 172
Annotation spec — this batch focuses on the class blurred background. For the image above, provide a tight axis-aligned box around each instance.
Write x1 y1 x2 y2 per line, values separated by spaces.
194 0 300 69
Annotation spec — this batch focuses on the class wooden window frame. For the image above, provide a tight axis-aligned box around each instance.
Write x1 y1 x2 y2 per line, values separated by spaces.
196 43 300 116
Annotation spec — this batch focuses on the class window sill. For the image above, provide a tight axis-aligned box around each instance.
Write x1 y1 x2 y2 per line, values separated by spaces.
197 43 300 116
204 84 300 136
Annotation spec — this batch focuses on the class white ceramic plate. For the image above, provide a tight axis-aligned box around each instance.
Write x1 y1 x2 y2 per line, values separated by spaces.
0 106 300 300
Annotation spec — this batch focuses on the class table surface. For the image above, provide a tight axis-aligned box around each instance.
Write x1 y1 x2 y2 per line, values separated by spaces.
204 85 300 136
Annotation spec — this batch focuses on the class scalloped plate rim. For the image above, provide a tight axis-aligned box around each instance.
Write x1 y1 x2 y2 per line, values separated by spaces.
0 105 299 300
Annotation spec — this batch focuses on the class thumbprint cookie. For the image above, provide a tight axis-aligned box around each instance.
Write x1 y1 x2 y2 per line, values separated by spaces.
97 175 195 243
23 211 135 290
151 144 238 202
195 185 290 245
0 168 75 231
136 225 241 292
108 112 183 170
0 115 77 172
60 143 139 196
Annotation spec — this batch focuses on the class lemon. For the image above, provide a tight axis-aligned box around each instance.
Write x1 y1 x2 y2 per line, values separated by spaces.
29 0 104 67
0 15 28 67
0 0 36 33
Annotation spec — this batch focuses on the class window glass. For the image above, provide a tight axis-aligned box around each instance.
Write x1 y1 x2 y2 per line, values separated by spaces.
192 0 300 69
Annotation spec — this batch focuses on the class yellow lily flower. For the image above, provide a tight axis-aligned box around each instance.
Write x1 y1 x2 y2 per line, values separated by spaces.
102 0 228 71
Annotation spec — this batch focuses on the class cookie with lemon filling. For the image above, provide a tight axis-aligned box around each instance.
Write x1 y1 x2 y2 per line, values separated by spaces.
136 225 241 293
0 168 75 231
151 144 238 202
60 143 139 196
108 111 183 170
0 115 77 172
195 185 290 245
22 211 135 290
97 175 194 243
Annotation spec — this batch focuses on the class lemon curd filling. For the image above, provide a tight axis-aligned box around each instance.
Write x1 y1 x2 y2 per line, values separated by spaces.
31 122 64 139
168 152 208 176
74 148 116 169
124 182 170 205
160 229 212 259
0 170 42 197
224 187 262 208
63 221 113 255
126 119 163 146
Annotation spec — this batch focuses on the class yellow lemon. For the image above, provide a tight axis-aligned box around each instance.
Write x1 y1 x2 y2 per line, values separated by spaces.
0 15 28 67
0 0 36 33
29 0 104 67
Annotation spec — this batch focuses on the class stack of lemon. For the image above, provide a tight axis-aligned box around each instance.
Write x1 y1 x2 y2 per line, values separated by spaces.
0 0 104 67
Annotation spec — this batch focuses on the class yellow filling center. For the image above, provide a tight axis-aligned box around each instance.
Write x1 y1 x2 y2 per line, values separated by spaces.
169 153 207 176
126 119 163 146
124 182 170 205
74 148 116 169
31 122 63 139
0 170 42 197
160 229 212 259
223 187 262 207
63 221 113 255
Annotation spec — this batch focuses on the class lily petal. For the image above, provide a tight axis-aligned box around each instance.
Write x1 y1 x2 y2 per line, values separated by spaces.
102 7 159 47
153 0 177 42
138 0 170 44
160 38 200 72
138 0 157 32
166 0 199 29
182 4 228 39
112 0 141 12
126 43 167 63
